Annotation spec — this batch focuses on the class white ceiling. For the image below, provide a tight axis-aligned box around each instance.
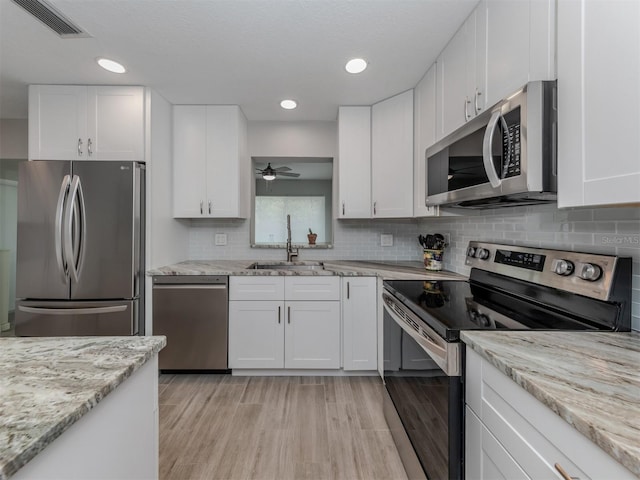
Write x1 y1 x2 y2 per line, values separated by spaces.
0 0 478 121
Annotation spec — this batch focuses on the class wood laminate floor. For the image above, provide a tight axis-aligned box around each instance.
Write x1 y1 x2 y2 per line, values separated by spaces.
159 375 409 480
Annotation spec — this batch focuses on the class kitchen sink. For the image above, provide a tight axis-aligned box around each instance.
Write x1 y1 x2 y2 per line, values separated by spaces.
247 262 325 271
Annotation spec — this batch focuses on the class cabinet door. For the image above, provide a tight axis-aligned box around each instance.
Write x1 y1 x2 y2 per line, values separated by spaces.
284 301 340 369
228 300 284 369
86 86 144 161
558 0 640 207
483 1 531 110
338 106 371 218
414 64 439 217
437 19 473 139
205 106 244 217
28 85 87 160
342 277 377 371
371 90 414 218
172 105 208 217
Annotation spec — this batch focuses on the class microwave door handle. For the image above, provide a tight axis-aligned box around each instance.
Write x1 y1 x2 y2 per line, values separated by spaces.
482 110 508 189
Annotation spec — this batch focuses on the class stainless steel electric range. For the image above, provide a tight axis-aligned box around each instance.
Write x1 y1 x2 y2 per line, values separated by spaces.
382 241 632 480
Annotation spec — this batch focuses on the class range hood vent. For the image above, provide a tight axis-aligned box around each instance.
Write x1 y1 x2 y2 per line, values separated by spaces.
11 0 90 37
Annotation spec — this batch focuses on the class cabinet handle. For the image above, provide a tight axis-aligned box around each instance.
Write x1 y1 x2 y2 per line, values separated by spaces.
208 201 212 214
347 281 350 299
87 138 93 156
373 201 377 215
464 97 472 121
342 201 345 215
554 463 577 480
288 306 291 324
474 89 482 115
278 306 281 324
200 201 203 214
78 138 83 157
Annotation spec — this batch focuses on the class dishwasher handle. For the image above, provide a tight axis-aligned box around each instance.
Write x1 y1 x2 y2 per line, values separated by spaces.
153 284 227 290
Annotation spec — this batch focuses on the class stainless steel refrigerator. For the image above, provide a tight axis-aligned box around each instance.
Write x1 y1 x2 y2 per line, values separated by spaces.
15 160 145 336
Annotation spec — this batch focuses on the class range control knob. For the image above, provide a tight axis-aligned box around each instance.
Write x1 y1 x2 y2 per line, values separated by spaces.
552 259 574 276
467 247 476 258
475 248 490 260
579 263 602 282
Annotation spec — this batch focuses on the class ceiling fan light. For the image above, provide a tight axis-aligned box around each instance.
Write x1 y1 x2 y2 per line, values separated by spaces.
263 173 276 181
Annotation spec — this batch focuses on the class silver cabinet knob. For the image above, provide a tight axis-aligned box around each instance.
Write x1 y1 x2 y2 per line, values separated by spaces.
475 248 490 260
552 259 574 276
580 263 602 281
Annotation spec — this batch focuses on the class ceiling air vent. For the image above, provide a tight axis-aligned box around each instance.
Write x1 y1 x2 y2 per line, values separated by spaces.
11 0 90 38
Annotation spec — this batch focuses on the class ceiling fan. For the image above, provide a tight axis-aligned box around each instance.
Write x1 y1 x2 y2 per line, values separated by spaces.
256 163 301 181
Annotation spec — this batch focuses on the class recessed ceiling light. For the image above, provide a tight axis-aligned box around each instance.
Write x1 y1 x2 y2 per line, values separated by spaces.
96 57 126 74
345 58 367 74
280 99 297 110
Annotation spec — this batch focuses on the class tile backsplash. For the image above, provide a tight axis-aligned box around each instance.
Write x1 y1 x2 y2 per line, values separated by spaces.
187 204 640 330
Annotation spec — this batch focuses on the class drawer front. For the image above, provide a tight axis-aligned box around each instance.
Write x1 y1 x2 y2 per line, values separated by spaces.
229 276 284 301
285 276 340 301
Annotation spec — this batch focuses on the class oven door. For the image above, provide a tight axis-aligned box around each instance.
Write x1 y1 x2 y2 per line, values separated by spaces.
382 291 463 480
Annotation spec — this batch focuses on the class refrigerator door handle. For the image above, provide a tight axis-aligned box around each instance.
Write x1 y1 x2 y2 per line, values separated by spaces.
55 175 71 281
18 305 127 315
64 175 86 284
75 176 87 281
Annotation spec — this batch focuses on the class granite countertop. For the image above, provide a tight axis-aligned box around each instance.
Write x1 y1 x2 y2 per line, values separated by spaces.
0 336 166 480
147 259 467 281
461 331 640 477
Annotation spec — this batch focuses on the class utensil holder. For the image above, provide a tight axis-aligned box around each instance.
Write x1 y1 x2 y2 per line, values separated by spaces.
423 249 443 271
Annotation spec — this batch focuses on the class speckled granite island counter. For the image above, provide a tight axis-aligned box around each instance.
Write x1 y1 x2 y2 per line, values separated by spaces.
0 336 166 480
147 259 467 281
462 331 640 477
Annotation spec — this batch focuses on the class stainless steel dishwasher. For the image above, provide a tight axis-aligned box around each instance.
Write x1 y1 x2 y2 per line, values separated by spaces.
152 276 228 371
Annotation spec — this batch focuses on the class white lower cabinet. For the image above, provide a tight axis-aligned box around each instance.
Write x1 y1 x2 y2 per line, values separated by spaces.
285 301 340 369
342 277 377 371
229 276 340 370
465 348 635 480
228 300 284 369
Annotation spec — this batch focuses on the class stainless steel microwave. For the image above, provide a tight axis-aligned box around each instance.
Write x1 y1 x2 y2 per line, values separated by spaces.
425 80 557 209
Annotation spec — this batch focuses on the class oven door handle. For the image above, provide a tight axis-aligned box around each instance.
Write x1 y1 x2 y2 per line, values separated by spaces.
383 293 460 376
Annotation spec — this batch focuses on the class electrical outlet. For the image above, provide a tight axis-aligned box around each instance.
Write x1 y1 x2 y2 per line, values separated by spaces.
380 234 393 247
214 233 227 246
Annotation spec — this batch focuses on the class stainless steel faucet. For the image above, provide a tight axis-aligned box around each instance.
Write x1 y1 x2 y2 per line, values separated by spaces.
286 214 298 262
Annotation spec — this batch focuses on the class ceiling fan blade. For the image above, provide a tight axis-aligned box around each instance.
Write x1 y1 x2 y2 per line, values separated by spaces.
277 172 300 177
273 166 291 172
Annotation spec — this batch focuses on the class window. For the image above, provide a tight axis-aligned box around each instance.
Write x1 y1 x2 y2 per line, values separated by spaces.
255 196 325 243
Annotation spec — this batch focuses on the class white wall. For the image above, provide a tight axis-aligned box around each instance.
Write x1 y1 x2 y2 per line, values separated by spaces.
0 119 28 159
147 90 189 268
248 121 337 158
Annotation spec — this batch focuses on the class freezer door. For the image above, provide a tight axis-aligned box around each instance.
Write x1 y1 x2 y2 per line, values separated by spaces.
70 161 144 299
15 299 138 336
16 160 72 300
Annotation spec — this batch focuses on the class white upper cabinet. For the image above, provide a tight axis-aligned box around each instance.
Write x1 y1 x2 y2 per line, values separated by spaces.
172 105 249 218
29 85 144 161
436 0 555 140
371 90 414 218
437 12 478 139
413 64 439 217
557 0 640 207
338 106 372 219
